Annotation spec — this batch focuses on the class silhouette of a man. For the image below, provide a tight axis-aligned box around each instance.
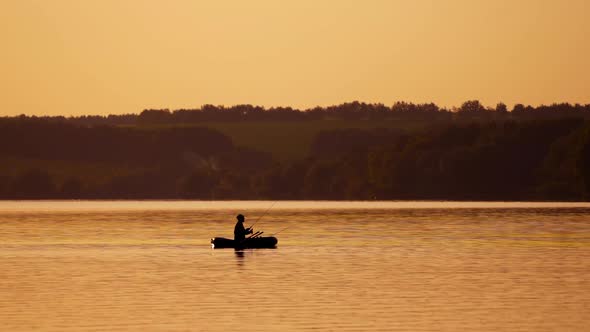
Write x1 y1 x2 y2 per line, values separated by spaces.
234 214 252 242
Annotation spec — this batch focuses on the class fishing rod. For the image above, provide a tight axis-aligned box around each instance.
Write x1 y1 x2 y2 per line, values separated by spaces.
270 226 290 236
248 201 277 229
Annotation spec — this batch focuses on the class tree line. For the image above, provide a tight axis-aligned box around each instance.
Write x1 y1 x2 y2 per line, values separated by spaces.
301 119 590 200
0 115 588 200
0 119 272 199
5 101 590 125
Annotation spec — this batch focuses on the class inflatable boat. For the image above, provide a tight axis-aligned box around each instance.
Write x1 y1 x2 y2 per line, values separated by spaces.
211 236 278 249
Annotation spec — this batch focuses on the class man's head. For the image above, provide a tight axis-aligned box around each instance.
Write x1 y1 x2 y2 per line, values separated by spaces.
236 214 245 222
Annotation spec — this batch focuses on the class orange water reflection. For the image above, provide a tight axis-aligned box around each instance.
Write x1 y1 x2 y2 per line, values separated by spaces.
1 201 589 331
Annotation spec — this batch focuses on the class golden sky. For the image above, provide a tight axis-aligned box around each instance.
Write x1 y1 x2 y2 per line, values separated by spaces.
1 0 589 116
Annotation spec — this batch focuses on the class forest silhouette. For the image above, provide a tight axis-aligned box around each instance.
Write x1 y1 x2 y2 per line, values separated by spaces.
1 101 589 200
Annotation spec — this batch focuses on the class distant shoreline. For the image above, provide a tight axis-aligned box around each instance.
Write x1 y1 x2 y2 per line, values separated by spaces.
2 114 589 202
1 200 589 213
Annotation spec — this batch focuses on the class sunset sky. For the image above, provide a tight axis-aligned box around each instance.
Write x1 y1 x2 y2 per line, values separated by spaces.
1 0 588 116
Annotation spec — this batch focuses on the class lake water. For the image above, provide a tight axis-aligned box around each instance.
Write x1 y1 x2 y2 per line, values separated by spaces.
1 201 589 331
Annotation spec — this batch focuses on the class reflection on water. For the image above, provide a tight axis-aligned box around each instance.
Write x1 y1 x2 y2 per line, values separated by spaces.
1 201 589 331
234 249 246 267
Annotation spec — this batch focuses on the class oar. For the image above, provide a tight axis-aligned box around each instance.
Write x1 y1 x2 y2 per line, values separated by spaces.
239 233 259 245
248 231 264 239
247 231 263 239
247 231 261 239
